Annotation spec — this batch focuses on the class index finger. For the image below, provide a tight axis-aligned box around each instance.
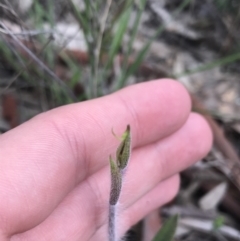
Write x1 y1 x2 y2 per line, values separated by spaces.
38 78 191 176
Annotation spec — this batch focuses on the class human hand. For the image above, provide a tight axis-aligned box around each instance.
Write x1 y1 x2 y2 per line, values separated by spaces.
0 79 212 240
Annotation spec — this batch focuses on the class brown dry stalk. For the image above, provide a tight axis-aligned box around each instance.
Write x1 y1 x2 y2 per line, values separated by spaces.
191 95 240 191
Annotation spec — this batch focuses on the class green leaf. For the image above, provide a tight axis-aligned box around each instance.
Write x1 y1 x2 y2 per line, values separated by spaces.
152 215 178 241
116 125 131 170
109 156 122 205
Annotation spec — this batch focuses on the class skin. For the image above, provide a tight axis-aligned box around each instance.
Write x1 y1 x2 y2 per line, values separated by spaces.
0 79 212 241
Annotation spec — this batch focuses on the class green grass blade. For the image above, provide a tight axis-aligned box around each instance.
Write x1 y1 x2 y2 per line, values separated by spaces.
69 0 94 55
116 0 147 89
174 0 193 14
70 0 96 79
69 0 89 35
174 52 240 78
152 215 178 241
32 1 45 27
83 0 91 16
101 0 134 46
128 0 147 53
117 24 164 89
111 0 134 26
116 0 193 89
105 6 132 69
126 0 147 61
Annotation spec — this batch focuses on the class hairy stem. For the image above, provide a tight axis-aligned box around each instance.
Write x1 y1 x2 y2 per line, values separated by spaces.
108 204 117 241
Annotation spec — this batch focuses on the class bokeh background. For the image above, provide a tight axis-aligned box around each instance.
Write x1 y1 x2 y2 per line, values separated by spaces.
0 0 240 240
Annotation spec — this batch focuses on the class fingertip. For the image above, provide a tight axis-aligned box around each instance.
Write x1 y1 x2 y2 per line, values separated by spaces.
167 174 180 202
188 112 213 158
154 78 192 127
115 79 192 145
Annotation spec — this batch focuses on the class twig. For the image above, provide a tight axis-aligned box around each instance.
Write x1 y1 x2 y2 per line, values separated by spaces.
191 95 240 191
0 3 18 18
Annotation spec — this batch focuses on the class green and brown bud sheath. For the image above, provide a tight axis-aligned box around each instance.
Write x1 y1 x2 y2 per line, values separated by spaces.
109 156 122 205
116 125 131 171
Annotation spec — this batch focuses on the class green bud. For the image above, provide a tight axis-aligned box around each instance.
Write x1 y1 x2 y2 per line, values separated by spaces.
116 125 131 170
109 156 122 205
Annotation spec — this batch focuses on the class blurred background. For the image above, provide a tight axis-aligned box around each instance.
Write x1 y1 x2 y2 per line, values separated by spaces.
0 0 240 240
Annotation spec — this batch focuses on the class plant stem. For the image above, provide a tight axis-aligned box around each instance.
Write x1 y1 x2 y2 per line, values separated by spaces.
108 126 131 241
109 204 116 241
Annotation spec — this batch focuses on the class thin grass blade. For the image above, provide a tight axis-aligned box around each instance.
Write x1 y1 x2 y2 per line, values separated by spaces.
117 24 164 89
174 52 240 78
105 6 132 70
152 215 178 241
